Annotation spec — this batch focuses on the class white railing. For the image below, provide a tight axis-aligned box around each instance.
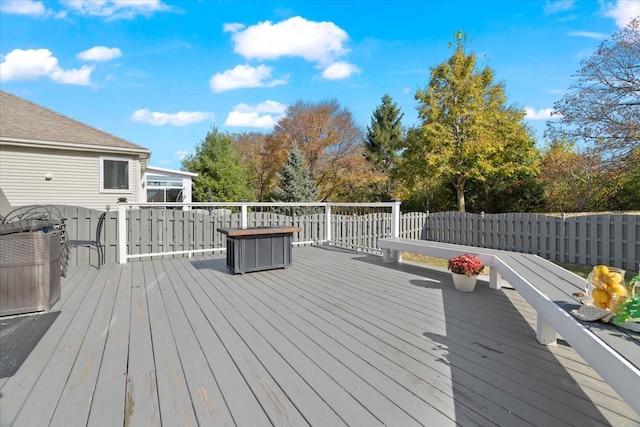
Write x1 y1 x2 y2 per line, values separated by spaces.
117 200 402 264
52 204 637 270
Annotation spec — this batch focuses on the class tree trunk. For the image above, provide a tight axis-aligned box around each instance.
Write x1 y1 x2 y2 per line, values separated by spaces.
456 181 466 212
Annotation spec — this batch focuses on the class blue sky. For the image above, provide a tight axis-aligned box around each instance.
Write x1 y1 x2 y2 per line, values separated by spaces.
1 0 637 170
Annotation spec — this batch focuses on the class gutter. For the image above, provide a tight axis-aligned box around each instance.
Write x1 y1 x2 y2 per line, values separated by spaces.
0 137 151 157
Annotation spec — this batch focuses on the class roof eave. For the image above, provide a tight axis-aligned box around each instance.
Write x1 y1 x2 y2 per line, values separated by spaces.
0 137 152 158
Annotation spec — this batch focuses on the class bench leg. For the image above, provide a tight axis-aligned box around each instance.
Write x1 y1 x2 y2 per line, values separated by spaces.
382 249 402 263
536 316 557 345
489 268 501 290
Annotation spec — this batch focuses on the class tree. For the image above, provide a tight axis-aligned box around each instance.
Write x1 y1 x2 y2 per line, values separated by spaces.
592 146 640 211
465 172 545 213
273 145 318 203
182 127 254 202
408 32 538 212
234 132 285 201
547 18 639 161
538 138 602 212
271 99 367 201
364 94 404 198
607 147 640 210
396 127 454 211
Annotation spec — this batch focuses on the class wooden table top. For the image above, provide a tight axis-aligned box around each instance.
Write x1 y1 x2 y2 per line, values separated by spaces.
219 227 301 237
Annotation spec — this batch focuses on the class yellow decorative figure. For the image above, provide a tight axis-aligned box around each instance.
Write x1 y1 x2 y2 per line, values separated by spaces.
608 283 628 297
593 265 609 278
604 272 623 286
592 288 610 309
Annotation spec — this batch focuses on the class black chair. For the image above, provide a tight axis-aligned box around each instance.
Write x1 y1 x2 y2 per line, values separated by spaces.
69 211 106 269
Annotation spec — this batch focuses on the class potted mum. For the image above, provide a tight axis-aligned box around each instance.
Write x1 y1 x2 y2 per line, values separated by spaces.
448 254 484 292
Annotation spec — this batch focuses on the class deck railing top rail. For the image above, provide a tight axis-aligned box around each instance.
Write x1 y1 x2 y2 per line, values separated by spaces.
116 200 402 264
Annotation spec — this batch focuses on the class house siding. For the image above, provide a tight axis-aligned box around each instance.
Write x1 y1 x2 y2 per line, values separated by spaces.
0 145 140 211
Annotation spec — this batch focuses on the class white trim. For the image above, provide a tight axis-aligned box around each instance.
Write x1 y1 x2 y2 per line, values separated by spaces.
145 165 198 177
126 247 225 260
0 137 150 156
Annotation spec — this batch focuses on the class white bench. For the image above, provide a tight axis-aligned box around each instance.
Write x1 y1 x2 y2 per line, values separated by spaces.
378 237 640 415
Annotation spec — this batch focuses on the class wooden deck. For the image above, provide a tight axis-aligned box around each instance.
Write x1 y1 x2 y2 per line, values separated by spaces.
1 246 638 426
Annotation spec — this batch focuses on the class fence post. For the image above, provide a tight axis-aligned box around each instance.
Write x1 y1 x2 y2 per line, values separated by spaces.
118 202 127 264
423 210 429 240
325 202 332 243
240 200 248 229
480 211 485 247
560 212 566 264
391 199 401 238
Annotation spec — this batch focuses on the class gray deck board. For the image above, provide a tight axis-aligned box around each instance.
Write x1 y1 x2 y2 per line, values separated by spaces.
125 261 161 426
142 260 198 426
209 260 425 426
150 259 237 427
87 261 131 427
289 252 592 425
2 265 101 425
0 246 638 426
171 255 307 426
185 259 354 427
49 263 121 426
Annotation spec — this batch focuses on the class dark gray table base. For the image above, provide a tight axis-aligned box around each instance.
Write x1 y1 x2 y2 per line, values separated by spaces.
220 227 300 274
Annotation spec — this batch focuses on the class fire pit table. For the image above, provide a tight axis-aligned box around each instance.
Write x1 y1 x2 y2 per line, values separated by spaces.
219 227 301 274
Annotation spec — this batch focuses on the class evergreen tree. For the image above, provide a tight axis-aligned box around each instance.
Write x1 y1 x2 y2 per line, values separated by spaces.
182 126 254 202
364 94 404 200
273 145 318 204
364 94 404 172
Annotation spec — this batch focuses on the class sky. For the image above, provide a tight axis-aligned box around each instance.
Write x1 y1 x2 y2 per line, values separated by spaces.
1 0 638 171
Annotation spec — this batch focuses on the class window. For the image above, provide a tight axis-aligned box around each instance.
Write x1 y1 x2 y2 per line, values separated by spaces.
101 157 130 192
145 174 183 202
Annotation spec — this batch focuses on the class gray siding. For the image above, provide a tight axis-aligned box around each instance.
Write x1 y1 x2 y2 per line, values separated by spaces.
0 146 140 210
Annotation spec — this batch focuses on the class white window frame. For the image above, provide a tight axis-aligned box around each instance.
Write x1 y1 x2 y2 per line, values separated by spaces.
100 156 132 193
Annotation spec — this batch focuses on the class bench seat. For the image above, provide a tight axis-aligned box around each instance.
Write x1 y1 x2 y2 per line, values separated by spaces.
378 237 640 415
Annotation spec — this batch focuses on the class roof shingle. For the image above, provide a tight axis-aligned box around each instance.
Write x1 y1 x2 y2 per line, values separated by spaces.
0 90 150 153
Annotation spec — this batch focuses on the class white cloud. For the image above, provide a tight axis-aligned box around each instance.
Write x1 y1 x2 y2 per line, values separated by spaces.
131 109 214 126
543 0 575 14
524 107 560 120
210 64 286 93
568 31 608 40
0 0 46 15
223 22 245 32
0 0 66 18
224 101 287 128
322 61 361 80
61 0 171 20
603 0 640 28
175 150 189 160
227 16 350 66
0 48 93 85
77 46 122 61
